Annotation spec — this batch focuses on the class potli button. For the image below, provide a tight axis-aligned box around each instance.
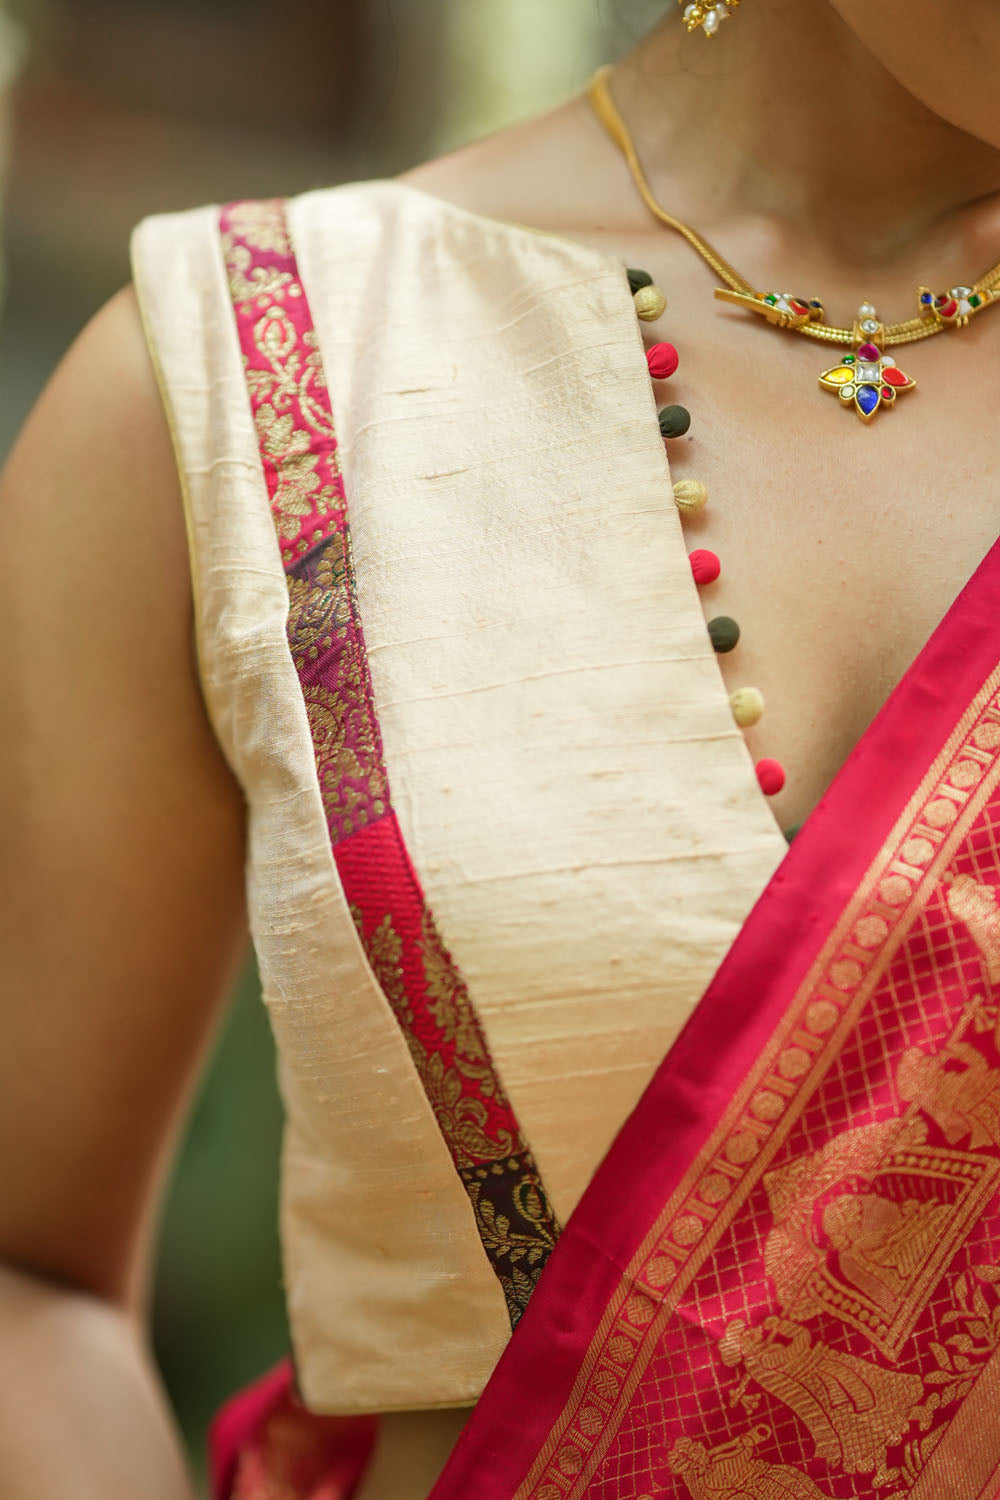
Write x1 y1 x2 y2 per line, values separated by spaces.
656 405 689 438
689 549 720 585
658 404 691 438
729 686 764 726
627 268 653 293
634 285 667 321
672 478 708 514
756 758 786 796
708 615 740 653
647 342 679 379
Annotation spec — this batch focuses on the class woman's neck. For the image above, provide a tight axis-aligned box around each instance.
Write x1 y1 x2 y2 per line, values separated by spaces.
611 5 1000 282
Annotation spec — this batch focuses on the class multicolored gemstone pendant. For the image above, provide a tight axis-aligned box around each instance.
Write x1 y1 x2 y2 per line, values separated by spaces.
714 278 997 424
819 304 915 423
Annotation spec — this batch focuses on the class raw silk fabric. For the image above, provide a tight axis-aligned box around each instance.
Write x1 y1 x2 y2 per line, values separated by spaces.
131 181 785 1420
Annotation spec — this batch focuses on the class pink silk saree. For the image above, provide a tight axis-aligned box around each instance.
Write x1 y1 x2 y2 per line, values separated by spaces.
209 199 1000 1500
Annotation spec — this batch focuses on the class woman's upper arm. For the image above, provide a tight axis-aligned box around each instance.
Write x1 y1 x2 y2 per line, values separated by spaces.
0 285 249 1311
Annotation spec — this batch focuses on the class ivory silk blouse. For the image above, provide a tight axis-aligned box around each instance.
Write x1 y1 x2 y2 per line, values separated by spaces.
131 181 786 1416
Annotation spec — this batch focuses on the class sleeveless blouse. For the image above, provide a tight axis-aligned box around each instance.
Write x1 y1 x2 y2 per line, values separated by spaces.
130 181 785 1415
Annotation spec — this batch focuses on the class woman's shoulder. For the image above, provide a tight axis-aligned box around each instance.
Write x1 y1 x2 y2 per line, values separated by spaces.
5 282 179 564
0 278 248 1305
0 279 213 762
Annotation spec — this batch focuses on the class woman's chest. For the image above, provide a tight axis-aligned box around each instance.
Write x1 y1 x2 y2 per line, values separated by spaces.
646 299 1000 832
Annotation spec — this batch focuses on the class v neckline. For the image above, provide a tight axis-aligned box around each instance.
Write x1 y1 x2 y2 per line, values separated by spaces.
353 181 991 854
386 182 797 841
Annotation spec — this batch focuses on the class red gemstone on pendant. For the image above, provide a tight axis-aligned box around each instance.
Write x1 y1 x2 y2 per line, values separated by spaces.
857 341 880 361
789 299 809 315
882 366 908 386
646 342 680 379
689 549 721 585
939 298 958 318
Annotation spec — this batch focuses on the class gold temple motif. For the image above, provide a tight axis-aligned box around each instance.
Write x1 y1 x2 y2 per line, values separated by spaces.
514 675 1000 1500
719 1315 926 1486
667 1426 828 1499
761 1110 1000 1359
898 1034 1000 1155
947 873 1000 992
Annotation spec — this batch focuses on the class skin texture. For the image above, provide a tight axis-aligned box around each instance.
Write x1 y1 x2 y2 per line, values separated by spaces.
0 285 248 1311
828 0 1000 155
0 290 247 1496
2 4 999 1497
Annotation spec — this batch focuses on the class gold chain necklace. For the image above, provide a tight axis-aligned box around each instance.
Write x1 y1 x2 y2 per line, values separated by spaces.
587 65 1000 424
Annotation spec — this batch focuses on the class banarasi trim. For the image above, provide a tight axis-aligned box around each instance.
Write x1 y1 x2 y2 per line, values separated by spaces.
219 198 560 1328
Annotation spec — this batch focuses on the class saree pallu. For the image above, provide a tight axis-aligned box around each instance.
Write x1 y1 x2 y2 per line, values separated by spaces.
146 189 1000 1499
429 544 1000 1500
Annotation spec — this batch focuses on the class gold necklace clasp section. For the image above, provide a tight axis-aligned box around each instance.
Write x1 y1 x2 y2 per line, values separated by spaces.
714 288 825 330
586 64 1000 425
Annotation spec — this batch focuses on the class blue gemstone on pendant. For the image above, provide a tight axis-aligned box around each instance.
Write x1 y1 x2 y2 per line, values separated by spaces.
857 384 880 416
920 292 934 304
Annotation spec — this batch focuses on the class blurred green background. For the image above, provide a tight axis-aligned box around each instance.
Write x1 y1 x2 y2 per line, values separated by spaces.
0 0 664 1489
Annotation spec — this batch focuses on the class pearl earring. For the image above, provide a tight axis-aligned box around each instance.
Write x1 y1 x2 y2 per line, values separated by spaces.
680 0 742 37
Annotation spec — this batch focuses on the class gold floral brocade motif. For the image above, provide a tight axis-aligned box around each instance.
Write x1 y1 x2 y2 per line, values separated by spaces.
352 899 556 1322
220 196 561 1326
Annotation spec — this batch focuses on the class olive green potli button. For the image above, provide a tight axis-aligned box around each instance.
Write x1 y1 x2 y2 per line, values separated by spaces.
627 267 653 293
708 616 740 653
659 405 691 438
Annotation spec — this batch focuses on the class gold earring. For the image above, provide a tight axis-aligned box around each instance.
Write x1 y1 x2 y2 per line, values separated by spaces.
679 0 742 36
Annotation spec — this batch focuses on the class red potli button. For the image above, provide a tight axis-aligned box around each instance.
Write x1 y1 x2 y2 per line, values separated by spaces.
646 342 679 379
756 758 786 796
689 549 721 585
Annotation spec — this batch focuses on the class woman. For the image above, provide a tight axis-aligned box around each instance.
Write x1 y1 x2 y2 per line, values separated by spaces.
2 2 1000 1498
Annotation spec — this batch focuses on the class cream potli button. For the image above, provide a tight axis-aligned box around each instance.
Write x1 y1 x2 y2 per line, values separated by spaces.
627 267 668 323
673 478 708 514
729 686 765 727
634 284 667 321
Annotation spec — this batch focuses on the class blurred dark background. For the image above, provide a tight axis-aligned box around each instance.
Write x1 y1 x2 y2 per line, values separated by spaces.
0 0 662 1489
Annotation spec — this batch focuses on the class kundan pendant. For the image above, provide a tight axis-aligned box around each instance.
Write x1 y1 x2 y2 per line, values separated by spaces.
818 304 915 423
